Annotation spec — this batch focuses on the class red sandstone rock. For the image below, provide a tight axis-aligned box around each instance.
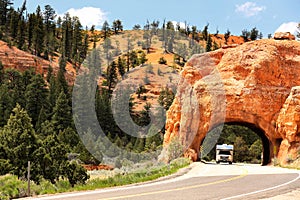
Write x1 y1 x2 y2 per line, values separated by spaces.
0 40 76 85
274 32 296 40
163 39 300 165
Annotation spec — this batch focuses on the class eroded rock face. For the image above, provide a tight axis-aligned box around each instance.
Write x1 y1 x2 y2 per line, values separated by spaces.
0 41 76 85
274 32 296 40
163 39 300 165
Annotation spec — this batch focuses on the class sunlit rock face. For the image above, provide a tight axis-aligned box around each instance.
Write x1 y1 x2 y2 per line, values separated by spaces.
163 39 300 165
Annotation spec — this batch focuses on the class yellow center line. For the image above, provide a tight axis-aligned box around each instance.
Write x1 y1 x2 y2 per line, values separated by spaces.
98 167 249 200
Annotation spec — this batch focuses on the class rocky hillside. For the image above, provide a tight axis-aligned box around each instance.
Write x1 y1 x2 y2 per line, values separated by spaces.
0 40 76 84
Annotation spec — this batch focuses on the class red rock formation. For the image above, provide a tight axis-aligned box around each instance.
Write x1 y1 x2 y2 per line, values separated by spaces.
0 40 76 84
82 164 114 171
274 32 296 40
163 39 300 165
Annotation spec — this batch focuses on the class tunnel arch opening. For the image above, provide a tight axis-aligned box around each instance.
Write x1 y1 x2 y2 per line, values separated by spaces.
200 122 271 166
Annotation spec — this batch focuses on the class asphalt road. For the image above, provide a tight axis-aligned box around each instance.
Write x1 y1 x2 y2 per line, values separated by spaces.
25 163 300 200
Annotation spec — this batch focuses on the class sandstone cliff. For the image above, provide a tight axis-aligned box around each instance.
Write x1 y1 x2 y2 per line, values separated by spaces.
164 39 300 165
0 40 76 84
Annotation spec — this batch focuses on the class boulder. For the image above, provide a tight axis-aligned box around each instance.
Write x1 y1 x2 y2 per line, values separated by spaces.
274 32 296 40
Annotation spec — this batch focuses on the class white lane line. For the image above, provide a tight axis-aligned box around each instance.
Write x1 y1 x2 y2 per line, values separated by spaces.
221 172 300 200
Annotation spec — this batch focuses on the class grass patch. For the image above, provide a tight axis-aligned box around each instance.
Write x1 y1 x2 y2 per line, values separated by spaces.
0 158 191 199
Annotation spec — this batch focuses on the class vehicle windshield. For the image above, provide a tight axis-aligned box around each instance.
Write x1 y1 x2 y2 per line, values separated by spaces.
218 150 231 155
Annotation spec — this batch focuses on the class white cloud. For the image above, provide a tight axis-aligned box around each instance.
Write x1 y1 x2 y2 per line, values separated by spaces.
235 2 266 17
62 7 107 28
171 21 187 30
275 22 299 35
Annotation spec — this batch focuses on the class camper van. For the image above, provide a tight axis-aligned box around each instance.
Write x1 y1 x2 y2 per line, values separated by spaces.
216 144 234 164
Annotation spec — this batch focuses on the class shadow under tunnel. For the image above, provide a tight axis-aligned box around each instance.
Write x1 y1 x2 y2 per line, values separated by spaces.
200 122 271 166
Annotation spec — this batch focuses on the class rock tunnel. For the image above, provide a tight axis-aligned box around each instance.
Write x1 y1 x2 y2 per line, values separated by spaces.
163 39 300 165
201 122 273 165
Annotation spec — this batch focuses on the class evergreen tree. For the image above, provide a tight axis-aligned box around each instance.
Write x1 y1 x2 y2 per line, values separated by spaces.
112 19 123 34
139 51 148 65
56 63 70 99
16 18 26 49
234 136 250 162
101 20 110 39
61 13 72 59
241 29 250 42
250 27 259 41
51 90 72 132
206 35 212 52
0 84 13 126
32 6 45 56
0 0 13 26
8 9 18 39
117 56 126 78
43 5 56 60
65 161 89 187
224 29 231 44
249 139 262 160
0 104 38 179
0 60 3 84
202 23 209 41
5 69 26 108
81 28 89 62
25 74 49 126
48 75 57 109
35 106 47 132
27 13 35 49
35 133 68 184
129 50 139 68
191 25 199 41
71 16 84 66
126 36 133 71
107 61 118 92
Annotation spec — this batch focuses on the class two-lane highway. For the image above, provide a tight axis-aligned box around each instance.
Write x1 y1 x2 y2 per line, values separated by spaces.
24 163 300 200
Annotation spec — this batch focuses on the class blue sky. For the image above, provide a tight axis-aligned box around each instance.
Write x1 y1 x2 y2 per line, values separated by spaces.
14 0 299 37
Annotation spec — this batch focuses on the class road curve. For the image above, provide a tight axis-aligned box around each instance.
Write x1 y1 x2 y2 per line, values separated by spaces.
23 163 300 200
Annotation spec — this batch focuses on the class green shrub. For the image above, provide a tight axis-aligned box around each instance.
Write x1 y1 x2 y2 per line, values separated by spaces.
158 57 167 65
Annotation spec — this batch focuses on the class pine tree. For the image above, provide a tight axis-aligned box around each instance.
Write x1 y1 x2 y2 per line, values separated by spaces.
16 18 26 49
27 13 35 49
107 61 118 92
102 20 110 39
61 13 72 59
71 16 83 66
6 69 26 108
56 62 70 99
250 27 259 41
25 74 49 127
202 23 209 41
43 5 56 60
126 36 133 71
224 29 231 44
51 90 72 132
32 6 45 56
0 104 38 179
206 35 212 52
117 56 125 78
112 19 123 34
9 9 18 39
0 60 3 84
81 27 89 62
35 133 68 184
241 29 250 42
0 0 13 26
0 84 13 126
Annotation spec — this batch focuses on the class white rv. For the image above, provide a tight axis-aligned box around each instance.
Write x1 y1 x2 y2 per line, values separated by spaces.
216 144 234 164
